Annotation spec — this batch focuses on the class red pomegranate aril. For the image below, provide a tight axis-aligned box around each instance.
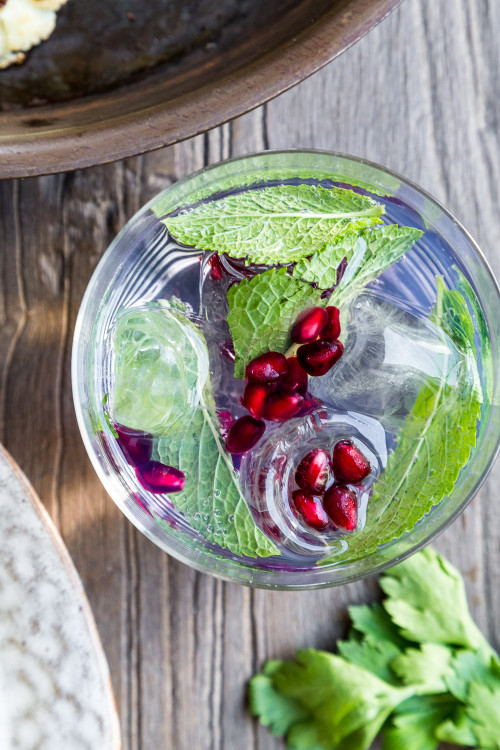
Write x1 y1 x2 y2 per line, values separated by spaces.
280 356 308 395
292 490 330 530
324 485 358 531
115 424 153 467
321 306 341 341
225 415 266 454
297 339 344 376
136 461 186 494
262 389 304 422
332 440 371 483
246 351 289 383
208 254 224 280
291 306 329 344
295 448 332 493
242 382 272 419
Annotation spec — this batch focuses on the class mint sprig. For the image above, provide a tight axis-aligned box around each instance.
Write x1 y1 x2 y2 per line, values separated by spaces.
327 274 482 561
113 305 278 558
163 184 384 265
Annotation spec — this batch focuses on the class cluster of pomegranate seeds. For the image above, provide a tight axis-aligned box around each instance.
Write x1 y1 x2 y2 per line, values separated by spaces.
114 423 185 494
291 440 371 533
225 305 344 455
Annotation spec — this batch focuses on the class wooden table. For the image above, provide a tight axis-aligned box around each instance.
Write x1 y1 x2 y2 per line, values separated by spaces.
1 1 499 748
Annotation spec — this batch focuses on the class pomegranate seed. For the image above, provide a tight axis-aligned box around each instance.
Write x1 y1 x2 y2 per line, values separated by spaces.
297 339 344 376
208 254 224 280
246 351 289 383
292 490 330 530
115 424 153 467
332 440 371 483
280 357 308 395
295 448 332 492
136 461 186 494
262 389 304 422
321 306 341 341
225 415 265 454
291 307 329 344
242 382 273 419
324 485 358 531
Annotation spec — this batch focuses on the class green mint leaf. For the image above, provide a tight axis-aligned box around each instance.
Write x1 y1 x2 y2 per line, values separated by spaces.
390 643 455 694
380 548 491 652
382 694 458 750
328 275 482 560
328 224 423 307
457 272 494 409
293 225 422 294
248 661 309 737
267 649 414 750
292 234 363 289
157 401 278 557
163 184 384 265
227 267 323 378
151 161 394 218
113 305 278 558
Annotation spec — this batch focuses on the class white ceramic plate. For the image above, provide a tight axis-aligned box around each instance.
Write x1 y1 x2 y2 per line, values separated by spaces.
0 444 121 750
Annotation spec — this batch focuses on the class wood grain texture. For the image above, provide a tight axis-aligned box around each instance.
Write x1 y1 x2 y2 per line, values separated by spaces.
0 1 499 748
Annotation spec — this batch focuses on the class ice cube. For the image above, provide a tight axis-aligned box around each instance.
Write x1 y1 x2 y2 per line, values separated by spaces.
309 292 466 431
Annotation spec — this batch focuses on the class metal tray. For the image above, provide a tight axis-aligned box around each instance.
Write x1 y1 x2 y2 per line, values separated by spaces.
0 0 402 177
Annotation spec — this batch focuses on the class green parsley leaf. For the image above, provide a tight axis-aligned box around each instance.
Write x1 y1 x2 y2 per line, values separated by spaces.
163 184 384 265
268 649 414 750
435 707 480 746
337 604 408 684
463 682 500 749
327 275 482 560
293 225 423 296
390 643 455 694
227 268 323 378
382 694 458 750
446 651 500 702
380 548 491 652
113 305 278 558
249 661 309 737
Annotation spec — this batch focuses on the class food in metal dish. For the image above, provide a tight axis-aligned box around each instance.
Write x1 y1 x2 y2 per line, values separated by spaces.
0 0 67 69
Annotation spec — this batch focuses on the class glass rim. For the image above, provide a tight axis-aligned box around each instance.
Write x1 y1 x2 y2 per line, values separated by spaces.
72 148 500 589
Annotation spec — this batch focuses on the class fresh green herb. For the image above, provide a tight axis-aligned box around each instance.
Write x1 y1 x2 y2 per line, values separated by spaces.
250 548 500 750
163 184 384 265
227 224 423 379
380 547 492 654
113 305 278 558
325 275 482 561
327 224 423 307
151 164 394 218
227 267 325 378
293 225 422 300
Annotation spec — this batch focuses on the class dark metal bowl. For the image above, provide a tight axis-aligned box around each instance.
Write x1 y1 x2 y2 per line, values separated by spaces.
0 0 402 177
